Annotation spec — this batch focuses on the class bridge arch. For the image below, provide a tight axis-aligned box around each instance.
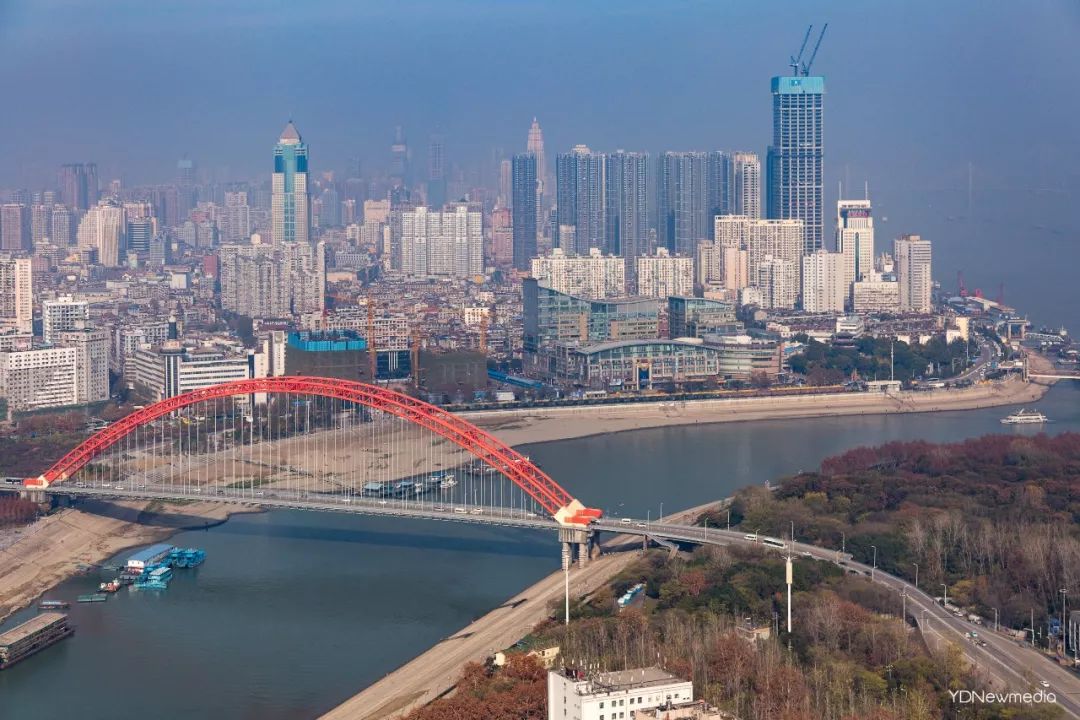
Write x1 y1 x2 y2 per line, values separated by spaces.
25 376 600 527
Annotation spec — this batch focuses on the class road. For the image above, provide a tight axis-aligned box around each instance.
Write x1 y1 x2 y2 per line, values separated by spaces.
320 550 636 720
596 519 1080 718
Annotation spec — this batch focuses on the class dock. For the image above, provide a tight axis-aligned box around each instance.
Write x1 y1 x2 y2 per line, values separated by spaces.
0 613 74 670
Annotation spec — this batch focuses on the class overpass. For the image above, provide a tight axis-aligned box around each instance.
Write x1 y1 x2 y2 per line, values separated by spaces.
16 376 1080 717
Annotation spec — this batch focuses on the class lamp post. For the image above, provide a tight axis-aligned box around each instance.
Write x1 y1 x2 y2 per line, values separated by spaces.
1061 589 1068 657
659 502 663 523
871 545 877 582
913 563 919 589
942 583 948 609
726 508 730 531
993 607 999 634
841 532 846 555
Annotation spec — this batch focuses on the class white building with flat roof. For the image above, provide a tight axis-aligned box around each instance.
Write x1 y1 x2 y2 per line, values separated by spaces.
548 667 694 720
635 248 693 298
894 234 933 313
0 257 33 333
0 346 78 411
801 251 846 313
531 247 626 300
42 296 89 344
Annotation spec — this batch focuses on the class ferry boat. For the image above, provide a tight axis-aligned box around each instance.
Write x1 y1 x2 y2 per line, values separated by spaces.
1000 408 1048 425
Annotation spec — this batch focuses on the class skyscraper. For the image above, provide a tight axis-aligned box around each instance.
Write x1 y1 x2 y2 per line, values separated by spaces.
527 118 546 200
894 234 932 313
0 257 33 333
57 163 98 211
604 151 649 259
732 152 762 219
51 205 74 246
511 153 538 270
76 200 126 266
555 145 606 255
271 121 310 245
767 76 825 253
126 217 155 256
400 205 482 279
427 133 446 209
0 204 31 251
836 199 874 300
177 157 197 221
800 250 846 312
706 151 732 231
390 125 409 188
657 152 709 257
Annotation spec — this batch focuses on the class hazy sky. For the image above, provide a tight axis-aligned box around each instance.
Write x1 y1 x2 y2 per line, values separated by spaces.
2 0 1079 326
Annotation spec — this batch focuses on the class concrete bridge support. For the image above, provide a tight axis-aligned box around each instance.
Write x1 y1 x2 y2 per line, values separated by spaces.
559 527 594 570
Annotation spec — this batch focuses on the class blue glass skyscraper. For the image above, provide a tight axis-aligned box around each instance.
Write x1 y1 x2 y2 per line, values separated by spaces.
766 76 824 254
272 121 309 244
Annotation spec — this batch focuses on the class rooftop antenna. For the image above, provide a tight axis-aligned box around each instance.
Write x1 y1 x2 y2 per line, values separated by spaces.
801 23 829 76
864 180 869 201
789 25 813 76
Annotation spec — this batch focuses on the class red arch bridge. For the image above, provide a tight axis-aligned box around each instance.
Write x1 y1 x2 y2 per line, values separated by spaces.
21 377 673 567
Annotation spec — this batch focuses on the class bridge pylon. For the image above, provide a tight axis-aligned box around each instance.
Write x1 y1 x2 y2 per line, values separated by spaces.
559 526 594 569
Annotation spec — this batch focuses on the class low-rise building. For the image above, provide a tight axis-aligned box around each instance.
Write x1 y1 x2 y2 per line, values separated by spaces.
547 666 694 720
130 341 262 401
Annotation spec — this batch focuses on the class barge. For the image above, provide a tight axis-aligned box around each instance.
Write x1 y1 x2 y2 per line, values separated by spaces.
0 613 74 670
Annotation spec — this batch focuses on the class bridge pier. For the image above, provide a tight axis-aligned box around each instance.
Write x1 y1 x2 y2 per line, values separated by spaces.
559 527 594 570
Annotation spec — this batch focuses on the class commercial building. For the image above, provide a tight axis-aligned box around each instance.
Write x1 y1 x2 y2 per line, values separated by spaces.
801 251 846 313
512 153 539 270
50 205 74 246
635 249 694 298
42 296 90 344
704 334 783 381
767 75 825 253
271 121 310 245
894 234 933 313
667 296 738 339
0 346 78 411
852 275 901 314
531 248 626 300
523 279 659 372
836 199 874 296
220 191 252 243
731 151 761 219
0 257 33 333
400 205 483 279
130 342 262 402
547 667 693 720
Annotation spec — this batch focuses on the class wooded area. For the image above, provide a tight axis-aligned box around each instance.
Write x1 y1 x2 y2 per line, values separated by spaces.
787 336 972 385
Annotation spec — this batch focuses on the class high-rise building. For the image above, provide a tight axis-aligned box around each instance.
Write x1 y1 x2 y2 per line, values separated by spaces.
177 157 197 221
732 152 762 219
635 248 694 298
57 163 98 211
801 250 846 313
530 248 626 300
31 202 52 244
0 346 78 411
56 328 110 403
756 256 799 309
714 215 804 300
0 257 33 333
894 234 933 313
555 145 606 254
390 125 409 188
527 118 546 200
219 239 325 317
767 76 825 253
604 151 649 260
0 204 30 251
400 205 482 279
125 217 156 257
76 200 126 266
658 152 730 256
220 191 251 243
271 121 310 245
511 153 538 270
50 205 74 246
427 133 446 209
836 199 875 300
489 207 513 269
42 296 89 344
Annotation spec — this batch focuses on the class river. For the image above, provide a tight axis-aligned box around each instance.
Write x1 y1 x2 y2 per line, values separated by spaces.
1 382 1078 719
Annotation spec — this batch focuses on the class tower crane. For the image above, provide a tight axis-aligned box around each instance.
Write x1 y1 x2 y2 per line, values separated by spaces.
790 24 828 77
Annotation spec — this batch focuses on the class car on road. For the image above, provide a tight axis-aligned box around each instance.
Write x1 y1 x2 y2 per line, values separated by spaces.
635 522 647 528
620 518 632 525
744 533 759 541
1040 680 1050 688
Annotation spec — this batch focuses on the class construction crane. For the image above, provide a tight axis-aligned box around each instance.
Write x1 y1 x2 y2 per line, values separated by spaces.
957 270 968 297
790 24 828 77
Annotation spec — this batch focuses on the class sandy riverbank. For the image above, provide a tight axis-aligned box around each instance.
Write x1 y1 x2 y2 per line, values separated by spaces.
0 500 260 624
468 377 1050 447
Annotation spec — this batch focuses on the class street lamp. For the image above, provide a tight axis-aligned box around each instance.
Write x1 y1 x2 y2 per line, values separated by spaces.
726 508 730 531
942 583 949 609
993 607 999 633
841 531 846 555
1061 589 1068 658
659 502 663 523
871 545 877 582
913 563 919 589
